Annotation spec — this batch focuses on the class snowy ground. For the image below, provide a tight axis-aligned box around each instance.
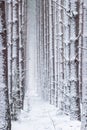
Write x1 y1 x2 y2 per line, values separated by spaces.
12 92 81 130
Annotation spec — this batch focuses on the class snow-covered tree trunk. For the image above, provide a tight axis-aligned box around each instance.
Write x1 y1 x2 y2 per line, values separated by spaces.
63 0 70 114
79 0 83 103
55 0 60 107
81 0 87 129
52 0 57 106
58 0 64 111
37 0 43 97
40 0 44 99
6 0 13 114
23 0 27 95
36 0 43 97
12 0 20 120
19 0 27 109
50 0 55 105
48 0 51 103
45 0 50 101
0 1 11 129
70 0 80 120
49 0 53 104
43 0 47 99
46 0 51 102
21 0 26 93
36 0 40 94
44 0 49 101
19 0 23 109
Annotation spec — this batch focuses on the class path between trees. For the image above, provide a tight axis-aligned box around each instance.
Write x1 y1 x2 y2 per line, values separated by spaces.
12 92 80 130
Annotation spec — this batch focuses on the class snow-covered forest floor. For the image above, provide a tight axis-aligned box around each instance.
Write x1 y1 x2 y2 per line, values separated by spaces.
12 92 81 130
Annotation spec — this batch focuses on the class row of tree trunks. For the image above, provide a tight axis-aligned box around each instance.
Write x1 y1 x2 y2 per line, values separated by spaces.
36 0 87 124
7 0 27 120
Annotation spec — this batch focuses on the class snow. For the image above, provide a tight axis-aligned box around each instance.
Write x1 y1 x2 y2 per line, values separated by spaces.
12 92 81 130
11 0 81 129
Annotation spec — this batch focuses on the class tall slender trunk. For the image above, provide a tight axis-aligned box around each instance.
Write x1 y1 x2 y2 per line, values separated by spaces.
49 0 53 104
70 0 80 120
0 1 11 129
12 0 20 119
64 0 70 114
81 0 87 129
7 0 13 114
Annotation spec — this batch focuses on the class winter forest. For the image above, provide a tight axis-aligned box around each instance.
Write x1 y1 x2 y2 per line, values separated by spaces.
1 0 87 130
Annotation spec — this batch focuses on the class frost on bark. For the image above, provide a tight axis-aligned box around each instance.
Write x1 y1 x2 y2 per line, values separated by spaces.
49 0 53 104
81 0 87 129
54 0 59 107
6 0 27 119
40 0 46 99
6 0 13 116
0 1 11 129
70 0 81 120
36 0 40 94
39 0 43 98
44 0 49 101
58 0 64 111
19 0 26 110
79 0 83 103
46 0 50 101
51 0 55 105
63 0 70 114
12 0 20 120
